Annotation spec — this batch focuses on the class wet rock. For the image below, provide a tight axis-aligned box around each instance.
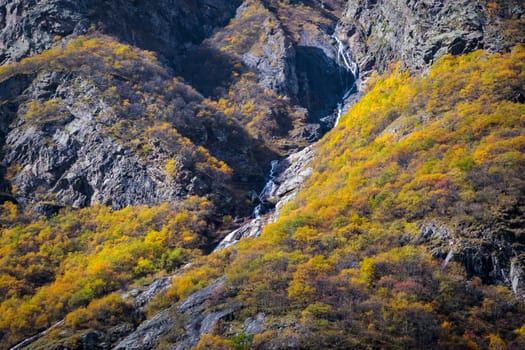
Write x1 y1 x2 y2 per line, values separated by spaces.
272 146 316 209
214 217 266 250
215 146 316 250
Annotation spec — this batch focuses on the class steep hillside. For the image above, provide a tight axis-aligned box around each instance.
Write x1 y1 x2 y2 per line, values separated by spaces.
140 47 524 350
0 0 354 214
0 33 265 214
1 0 524 349
20 45 525 350
0 198 216 348
0 0 242 65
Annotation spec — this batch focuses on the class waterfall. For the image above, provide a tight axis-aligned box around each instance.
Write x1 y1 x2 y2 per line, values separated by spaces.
253 160 279 218
334 102 343 127
443 250 454 267
215 35 360 252
332 35 358 127
333 35 358 77
214 160 280 251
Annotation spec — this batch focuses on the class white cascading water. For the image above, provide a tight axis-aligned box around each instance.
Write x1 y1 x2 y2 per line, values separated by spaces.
253 159 279 218
333 34 358 126
443 249 455 267
333 35 358 75
216 35 359 251
214 160 280 251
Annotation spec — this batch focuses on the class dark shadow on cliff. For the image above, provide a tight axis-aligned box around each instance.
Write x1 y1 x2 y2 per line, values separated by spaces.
177 46 239 97
0 74 34 204
295 46 355 125
84 0 244 70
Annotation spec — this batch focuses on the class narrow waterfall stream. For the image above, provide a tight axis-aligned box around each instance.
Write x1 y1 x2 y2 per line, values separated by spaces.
333 34 359 127
215 35 359 251
333 35 358 74
253 159 279 218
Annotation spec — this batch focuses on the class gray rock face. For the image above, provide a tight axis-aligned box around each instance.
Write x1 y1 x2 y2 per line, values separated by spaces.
0 0 358 213
337 0 525 77
244 312 265 335
0 0 242 65
130 276 175 311
215 146 316 250
235 2 296 98
179 0 356 149
510 258 525 299
3 73 185 209
113 309 174 350
271 146 316 213
419 215 525 298
114 278 231 350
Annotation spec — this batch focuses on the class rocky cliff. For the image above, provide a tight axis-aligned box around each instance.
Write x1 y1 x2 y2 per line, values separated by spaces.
0 0 242 65
336 0 525 78
0 0 357 215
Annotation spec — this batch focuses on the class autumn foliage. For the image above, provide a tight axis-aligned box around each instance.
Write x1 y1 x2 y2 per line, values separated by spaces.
0 197 214 347
1 36 525 349
147 47 525 349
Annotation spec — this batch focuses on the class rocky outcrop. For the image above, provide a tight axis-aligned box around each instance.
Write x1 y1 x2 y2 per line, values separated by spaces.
1 72 221 210
179 0 356 153
234 2 297 97
0 33 280 214
215 145 316 250
244 313 265 335
0 0 242 65
337 0 525 77
0 0 250 212
270 146 316 214
123 276 175 312
419 207 525 298
0 0 358 213
114 277 232 350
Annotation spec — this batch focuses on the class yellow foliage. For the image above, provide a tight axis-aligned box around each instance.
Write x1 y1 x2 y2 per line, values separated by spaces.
0 198 213 346
149 46 525 348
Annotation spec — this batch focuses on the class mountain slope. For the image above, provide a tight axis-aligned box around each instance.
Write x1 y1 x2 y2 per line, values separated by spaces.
19 45 525 350
0 33 267 214
0 0 354 214
0 0 242 65
0 0 524 349
136 47 525 349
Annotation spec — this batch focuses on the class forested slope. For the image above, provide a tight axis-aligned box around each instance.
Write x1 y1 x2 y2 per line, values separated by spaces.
0 0 524 349
140 47 525 349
